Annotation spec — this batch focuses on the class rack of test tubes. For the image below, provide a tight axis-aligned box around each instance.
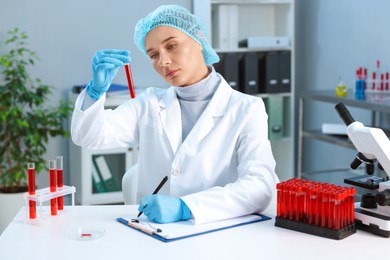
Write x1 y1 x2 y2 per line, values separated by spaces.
354 60 390 100
275 178 356 240
24 156 76 223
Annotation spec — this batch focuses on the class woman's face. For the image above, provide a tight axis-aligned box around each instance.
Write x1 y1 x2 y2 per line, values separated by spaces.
144 26 209 87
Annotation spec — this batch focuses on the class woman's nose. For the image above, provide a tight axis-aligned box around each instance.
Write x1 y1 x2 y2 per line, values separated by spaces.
159 52 171 67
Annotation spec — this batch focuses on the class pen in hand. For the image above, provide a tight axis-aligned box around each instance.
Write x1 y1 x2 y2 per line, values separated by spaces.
137 175 169 217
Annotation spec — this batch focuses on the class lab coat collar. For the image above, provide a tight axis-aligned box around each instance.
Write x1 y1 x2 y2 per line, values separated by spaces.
183 76 233 149
207 74 233 117
159 87 182 154
158 75 233 154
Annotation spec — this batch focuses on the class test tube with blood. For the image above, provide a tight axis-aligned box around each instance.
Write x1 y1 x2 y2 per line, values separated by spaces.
320 189 328 228
334 192 342 230
295 185 303 222
349 188 356 225
347 189 351 226
124 64 136 99
293 183 298 221
49 160 57 216
344 188 354 227
276 183 282 218
342 189 347 228
328 186 335 228
339 189 345 229
283 182 289 219
381 74 385 91
343 188 349 228
287 182 292 220
310 187 317 225
317 188 322 227
288 182 294 220
56 156 64 210
27 162 36 219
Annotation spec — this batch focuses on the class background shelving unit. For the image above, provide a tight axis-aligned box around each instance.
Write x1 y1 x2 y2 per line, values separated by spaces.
68 91 138 205
194 0 295 180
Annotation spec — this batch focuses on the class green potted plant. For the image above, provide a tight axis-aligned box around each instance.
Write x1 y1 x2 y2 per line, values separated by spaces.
0 28 72 231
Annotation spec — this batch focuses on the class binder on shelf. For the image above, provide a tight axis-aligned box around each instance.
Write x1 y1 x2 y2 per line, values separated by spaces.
215 52 239 90
259 51 291 93
91 164 105 193
92 155 120 192
260 52 279 93
227 5 238 49
239 52 260 94
212 5 238 49
280 51 291 92
212 5 229 49
117 213 271 243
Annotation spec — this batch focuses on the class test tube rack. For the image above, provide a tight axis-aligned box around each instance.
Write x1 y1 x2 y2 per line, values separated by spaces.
275 178 356 240
23 185 76 223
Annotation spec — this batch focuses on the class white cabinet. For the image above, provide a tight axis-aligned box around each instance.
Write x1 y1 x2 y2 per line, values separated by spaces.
194 0 295 180
68 91 138 205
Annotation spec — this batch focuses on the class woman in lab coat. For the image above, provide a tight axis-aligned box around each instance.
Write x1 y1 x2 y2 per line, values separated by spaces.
71 5 278 224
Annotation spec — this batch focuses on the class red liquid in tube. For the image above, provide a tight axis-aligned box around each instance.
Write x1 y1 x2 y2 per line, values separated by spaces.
57 169 63 210
49 160 57 216
27 163 36 219
124 63 136 99
57 156 64 210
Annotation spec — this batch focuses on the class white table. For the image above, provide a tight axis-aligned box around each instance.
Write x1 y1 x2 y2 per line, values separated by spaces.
0 205 387 260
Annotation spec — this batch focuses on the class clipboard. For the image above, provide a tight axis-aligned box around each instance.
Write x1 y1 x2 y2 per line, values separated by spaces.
116 213 271 242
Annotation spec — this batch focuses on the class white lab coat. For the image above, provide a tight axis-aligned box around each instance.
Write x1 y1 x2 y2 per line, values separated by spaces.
71 74 278 224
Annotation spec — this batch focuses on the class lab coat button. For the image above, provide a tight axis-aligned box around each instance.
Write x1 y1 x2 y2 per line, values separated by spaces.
172 169 180 176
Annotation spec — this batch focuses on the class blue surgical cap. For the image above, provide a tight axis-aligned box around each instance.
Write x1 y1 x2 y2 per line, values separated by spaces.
134 5 220 65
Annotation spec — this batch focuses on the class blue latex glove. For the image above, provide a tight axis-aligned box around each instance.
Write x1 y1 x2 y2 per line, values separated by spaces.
138 195 191 224
86 49 130 100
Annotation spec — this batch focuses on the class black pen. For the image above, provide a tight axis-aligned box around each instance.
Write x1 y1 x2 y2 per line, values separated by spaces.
137 175 168 217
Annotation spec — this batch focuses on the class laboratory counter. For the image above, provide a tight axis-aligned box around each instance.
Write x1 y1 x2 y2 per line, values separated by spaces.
0 205 387 260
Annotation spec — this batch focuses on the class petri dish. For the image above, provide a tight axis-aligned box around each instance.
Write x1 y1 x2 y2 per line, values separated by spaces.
69 226 105 241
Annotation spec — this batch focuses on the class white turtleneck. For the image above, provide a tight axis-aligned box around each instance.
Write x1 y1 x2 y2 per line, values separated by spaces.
174 66 221 141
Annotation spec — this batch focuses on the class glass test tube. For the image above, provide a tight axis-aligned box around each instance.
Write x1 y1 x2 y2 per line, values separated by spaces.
56 156 64 210
124 63 136 99
27 162 36 219
49 160 57 216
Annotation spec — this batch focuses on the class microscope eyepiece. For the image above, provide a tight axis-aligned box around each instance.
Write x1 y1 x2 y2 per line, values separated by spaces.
335 103 355 126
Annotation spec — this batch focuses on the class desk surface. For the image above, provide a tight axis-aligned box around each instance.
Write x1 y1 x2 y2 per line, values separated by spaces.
0 205 387 260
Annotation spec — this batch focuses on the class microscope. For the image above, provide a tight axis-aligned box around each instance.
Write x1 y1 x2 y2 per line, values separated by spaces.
335 103 390 237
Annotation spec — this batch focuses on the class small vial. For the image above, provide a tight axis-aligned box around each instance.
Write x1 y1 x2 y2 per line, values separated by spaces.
56 156 64 210
27 163 36 219
49 160 57 216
